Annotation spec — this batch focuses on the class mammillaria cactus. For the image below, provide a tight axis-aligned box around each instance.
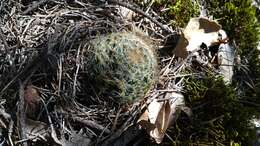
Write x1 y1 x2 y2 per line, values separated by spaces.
84 31 158 102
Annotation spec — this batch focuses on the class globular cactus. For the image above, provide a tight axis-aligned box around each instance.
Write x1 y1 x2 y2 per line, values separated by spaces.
84 31 158 102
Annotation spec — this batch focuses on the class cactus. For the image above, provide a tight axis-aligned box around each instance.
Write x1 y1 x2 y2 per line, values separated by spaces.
84 31 158 102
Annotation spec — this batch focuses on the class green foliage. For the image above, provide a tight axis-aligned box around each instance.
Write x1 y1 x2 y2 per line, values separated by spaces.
84 32 158 102
205 0 260 86
206 0 259 52
167 0 199 27
151 0 199 27
205 0 260 138
165 74 257 145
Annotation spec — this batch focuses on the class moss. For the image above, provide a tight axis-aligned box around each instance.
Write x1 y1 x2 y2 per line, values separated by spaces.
84 31 158 102
155 0 199 27
137 0 199 27
164 74 257 145
167 0 199 27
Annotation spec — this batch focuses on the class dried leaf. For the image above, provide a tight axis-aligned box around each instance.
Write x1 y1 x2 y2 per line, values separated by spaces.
138 92 185 143
174 17 228 58
150 101 171 143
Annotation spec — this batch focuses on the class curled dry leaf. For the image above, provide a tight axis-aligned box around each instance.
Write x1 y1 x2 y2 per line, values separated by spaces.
138 92 185 144
173 17 234 82
174 17 228 58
